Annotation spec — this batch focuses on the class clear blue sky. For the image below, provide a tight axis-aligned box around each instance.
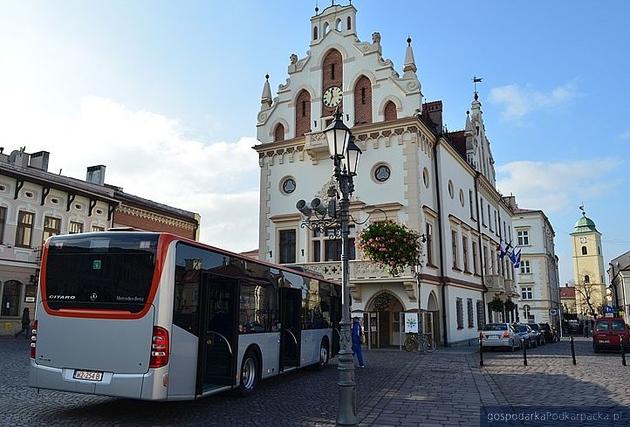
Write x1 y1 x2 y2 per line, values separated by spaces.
1 0 628 283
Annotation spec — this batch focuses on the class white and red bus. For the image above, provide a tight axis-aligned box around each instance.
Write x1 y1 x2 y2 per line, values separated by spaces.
29 231 341 400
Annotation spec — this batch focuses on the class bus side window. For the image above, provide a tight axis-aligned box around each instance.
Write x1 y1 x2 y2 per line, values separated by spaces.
173 264 200 336
240 280 277 333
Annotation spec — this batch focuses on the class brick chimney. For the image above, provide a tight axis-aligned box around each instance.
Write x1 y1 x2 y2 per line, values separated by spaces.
86 165 106 186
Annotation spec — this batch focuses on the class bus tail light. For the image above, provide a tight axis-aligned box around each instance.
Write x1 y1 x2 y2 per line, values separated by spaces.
30 320 38 359
149 326 169 368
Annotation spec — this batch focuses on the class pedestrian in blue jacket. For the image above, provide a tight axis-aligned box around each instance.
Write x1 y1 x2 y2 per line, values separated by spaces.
351 317 365 368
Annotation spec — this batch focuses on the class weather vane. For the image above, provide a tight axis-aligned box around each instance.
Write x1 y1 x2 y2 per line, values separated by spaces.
473 76 483 94
579 203 586 216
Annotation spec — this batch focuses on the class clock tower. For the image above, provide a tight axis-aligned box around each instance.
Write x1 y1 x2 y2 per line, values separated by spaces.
570 208 607 316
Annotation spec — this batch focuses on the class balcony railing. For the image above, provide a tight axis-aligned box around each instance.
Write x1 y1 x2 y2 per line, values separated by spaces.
484 274 505 293
292 260 414 282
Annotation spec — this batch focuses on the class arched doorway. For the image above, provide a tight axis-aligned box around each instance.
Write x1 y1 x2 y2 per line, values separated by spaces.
426 291 441 346
364 291 404 348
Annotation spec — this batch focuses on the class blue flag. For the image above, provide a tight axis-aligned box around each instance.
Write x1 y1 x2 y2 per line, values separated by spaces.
509 247 522 268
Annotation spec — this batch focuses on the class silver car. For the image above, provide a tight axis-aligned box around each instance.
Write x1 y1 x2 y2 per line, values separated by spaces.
480 323 521 351
513 323 537 348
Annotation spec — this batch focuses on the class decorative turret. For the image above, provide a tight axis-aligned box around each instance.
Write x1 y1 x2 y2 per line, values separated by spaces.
402 37 417 78
261 74 272 109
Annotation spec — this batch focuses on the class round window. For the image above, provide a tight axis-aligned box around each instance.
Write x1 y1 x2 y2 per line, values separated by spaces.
448 180 454 198
422 168 429 188
51 198 59 204
374 165 391 182
281 177 296 194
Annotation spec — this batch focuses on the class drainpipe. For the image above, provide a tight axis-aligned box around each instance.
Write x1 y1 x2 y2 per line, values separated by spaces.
474 172 487 323
432 136 448 346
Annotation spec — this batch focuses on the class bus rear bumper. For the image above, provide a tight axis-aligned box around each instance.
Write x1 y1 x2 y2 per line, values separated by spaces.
29 360 168 400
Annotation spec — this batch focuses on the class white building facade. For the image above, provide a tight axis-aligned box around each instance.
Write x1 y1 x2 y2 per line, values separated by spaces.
254 3 519 347
511 204 561 328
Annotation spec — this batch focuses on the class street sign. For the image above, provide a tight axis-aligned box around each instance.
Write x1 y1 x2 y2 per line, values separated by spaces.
603 305 614 314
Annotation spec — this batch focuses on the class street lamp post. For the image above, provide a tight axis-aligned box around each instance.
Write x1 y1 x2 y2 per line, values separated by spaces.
296 110 361 426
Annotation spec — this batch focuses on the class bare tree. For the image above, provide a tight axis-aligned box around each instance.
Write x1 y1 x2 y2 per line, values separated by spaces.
575 281 600 317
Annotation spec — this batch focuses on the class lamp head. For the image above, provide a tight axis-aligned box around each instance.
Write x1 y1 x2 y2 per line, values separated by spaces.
324 110 350 159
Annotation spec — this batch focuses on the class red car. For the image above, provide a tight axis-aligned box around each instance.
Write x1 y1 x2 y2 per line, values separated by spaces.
593 318 630 352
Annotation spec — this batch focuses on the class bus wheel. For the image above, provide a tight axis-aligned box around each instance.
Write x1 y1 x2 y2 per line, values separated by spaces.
316 340 329 369
238 351 259 396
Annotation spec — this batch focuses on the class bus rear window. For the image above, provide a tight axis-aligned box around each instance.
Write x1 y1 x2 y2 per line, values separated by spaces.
45 234 159 313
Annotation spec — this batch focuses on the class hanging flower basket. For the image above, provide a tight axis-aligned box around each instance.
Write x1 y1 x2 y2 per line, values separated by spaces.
489 297 504 313
357 220 421 276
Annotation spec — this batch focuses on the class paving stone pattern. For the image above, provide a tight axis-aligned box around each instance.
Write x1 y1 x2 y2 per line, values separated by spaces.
3 337 630 426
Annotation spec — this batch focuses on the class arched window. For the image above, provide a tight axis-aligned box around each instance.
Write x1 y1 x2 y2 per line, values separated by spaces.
322 49 343 116
295 90 311 137
313 26 318 40
353 75 372 125
335 18 341 31
323 22 330 35
523 304 531 320
274 123 285 142
347 16 352 30
584 275 590 284
384 101 397 121
581 245 587 255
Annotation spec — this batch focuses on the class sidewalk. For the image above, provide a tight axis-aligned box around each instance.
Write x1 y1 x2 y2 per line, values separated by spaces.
357 349 500 426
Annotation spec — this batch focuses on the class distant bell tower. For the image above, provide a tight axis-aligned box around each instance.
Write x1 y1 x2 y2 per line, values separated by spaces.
570 207 606 316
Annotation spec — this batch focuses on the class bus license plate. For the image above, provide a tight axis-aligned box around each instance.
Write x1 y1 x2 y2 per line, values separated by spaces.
73 370 103 381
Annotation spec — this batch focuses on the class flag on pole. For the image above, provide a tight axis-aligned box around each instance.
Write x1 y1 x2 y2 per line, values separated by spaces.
509 247 522 268
497 241 512 260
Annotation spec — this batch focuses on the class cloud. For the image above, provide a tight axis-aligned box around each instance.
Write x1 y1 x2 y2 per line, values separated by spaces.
496 159 620 213
620 130 630 140
489 81 578 121
0 95 260 252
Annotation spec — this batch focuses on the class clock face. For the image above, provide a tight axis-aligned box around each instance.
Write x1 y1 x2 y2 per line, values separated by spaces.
579 237 587 244
323 86 343 108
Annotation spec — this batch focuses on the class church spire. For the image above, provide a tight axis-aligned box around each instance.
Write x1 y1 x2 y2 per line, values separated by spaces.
261 74 272 109
403 37 417 77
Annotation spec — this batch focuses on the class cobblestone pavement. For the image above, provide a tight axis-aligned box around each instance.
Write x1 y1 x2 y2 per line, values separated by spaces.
3 336 630 426
1 337 417 426
476 337 630 408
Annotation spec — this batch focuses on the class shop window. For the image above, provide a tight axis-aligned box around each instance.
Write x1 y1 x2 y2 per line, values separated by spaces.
1 280 21 316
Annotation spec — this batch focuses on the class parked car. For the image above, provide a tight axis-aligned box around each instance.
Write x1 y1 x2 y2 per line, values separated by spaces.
566 319 581 335
513 323 537 348
528 323 546 346
480 323 521 351
593 317 630 352
539 323 559 343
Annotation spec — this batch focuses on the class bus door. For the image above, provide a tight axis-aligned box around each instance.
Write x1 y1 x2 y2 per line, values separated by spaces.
197 274 238 393
279 287 301 370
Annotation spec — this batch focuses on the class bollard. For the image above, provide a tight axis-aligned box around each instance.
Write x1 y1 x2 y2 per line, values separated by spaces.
622 338 627 367
479 332 484 367
570 336 577 365
523 340 528 366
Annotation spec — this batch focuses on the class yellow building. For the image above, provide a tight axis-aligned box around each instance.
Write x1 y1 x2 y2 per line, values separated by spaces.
570 209 607 317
